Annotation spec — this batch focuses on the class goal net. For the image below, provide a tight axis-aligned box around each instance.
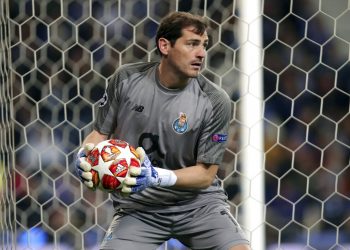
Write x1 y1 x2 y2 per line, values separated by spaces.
2 0 350 249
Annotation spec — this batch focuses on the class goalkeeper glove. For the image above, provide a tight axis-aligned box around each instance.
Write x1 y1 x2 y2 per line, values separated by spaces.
75 143 95 189
122 147 177 193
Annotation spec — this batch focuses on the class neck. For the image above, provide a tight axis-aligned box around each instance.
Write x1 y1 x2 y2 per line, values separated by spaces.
158 62 188 89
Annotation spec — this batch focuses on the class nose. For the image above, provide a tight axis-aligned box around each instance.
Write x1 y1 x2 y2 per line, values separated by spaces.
196 46 206 58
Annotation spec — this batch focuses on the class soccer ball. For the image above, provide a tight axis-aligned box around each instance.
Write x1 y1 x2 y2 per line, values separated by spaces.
85 139 140 192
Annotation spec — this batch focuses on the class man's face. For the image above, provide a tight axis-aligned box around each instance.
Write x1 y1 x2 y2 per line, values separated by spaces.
166 27 209 78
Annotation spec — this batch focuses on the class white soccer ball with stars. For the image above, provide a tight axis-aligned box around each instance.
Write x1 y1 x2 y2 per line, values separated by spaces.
85 139 141 192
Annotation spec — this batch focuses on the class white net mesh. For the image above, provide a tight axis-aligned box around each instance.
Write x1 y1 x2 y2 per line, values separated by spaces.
4 0 350 249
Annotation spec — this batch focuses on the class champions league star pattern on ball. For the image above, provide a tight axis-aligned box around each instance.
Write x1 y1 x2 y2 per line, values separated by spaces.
86 139 141 192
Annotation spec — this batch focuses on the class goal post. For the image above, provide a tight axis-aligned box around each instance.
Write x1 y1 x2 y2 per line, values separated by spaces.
0 0 15 248
237 0 265 249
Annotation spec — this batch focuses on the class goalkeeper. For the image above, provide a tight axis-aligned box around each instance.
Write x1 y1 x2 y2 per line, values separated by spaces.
76 11 250 250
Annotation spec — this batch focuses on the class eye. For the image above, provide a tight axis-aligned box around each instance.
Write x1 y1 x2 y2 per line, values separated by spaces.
188 41 198 47
186 40 208 50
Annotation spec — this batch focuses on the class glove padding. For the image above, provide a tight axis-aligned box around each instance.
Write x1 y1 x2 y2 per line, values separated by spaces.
75 143 95 189
122 147 177 193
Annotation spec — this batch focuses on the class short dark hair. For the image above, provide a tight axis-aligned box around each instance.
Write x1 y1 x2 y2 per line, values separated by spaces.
155 12 208 55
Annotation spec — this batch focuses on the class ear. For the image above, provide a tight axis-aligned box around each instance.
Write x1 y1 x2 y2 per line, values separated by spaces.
158 38 170 56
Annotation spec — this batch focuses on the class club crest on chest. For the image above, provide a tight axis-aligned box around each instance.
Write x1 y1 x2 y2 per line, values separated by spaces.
172 112 188 134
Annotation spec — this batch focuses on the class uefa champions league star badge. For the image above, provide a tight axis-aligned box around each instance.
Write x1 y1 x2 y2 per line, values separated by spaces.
172 112 188 134
98 92 108 107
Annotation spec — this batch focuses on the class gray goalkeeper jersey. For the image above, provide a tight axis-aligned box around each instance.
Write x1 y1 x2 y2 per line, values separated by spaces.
94 62 231 213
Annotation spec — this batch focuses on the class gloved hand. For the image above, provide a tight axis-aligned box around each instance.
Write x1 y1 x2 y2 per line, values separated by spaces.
75 143 95 189
122 147 177 193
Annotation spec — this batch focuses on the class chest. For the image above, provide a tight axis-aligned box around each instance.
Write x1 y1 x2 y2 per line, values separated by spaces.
118 83 210 135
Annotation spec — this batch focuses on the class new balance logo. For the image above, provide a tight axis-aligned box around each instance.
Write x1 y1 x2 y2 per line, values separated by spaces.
132 104 144 112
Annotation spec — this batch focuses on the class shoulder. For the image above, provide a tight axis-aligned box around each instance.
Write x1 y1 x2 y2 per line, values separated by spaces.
115 61 158 80
192 75 232 122
108 62 158 90
196 74 231 109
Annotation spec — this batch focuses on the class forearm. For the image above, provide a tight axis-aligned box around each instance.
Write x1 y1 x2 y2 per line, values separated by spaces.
125 155 219 193
172 163 218 189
